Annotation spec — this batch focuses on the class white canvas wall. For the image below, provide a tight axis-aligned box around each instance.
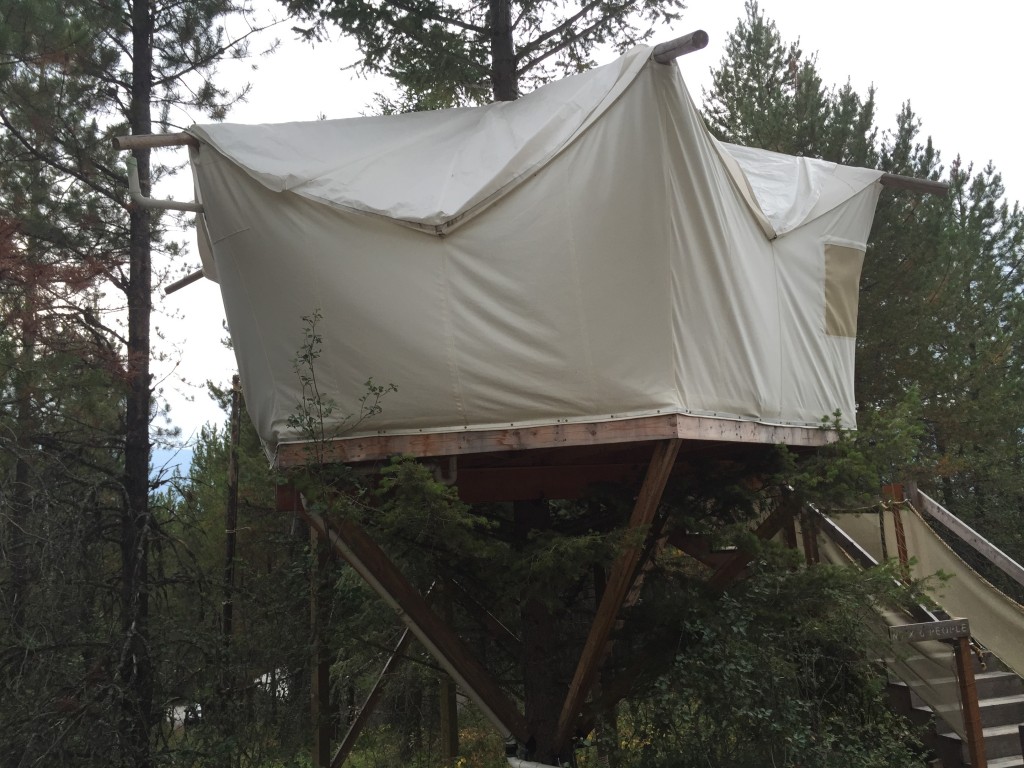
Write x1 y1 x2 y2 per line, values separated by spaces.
189 46 882 457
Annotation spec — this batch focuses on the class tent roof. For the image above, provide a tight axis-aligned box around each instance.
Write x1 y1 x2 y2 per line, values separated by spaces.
189 45 879 241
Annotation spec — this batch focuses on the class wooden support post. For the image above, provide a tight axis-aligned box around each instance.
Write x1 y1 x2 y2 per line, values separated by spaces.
890 503 911 581
439 672 459 766
516 500 562 762
331 628 414 768
223 375 240 641
782 510 798 551
438 587 459 766
294 501 531 746
553 439 682 753
310 525 332 768
882 484 910 578
954 635 988 768
800 507 819 566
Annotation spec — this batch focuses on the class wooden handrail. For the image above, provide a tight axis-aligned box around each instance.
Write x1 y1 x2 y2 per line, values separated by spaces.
906 485 1024 590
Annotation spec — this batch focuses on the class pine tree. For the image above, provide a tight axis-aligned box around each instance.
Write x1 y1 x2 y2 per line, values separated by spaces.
701 1 1024 561
279 0 686 108
703 1 877 165
0 1 264 764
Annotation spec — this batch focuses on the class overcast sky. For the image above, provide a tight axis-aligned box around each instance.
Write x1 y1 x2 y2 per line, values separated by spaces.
152 0 1023 471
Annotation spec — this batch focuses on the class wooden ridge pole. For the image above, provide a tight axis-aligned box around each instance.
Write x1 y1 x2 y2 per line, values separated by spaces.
164 269 205 296
652 30 709 63
112 132 197 150
879 173 949 195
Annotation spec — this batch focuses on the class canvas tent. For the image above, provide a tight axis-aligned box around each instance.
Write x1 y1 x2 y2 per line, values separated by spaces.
186 44 884 461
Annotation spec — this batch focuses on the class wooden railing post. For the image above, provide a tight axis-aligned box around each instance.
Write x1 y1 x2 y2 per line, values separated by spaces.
954 635 988 768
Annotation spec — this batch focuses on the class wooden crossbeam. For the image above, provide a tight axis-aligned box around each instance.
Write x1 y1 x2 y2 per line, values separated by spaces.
553 439 682 752
706 497 794 590
667 531 737 570
292 499 531 746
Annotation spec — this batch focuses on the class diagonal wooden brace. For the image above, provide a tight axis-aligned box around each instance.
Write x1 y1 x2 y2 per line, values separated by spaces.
706 491 795 590
554 439 682 752
332 626 413 768
295 499 531 746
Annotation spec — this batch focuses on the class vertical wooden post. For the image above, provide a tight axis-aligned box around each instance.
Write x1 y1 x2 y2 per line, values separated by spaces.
890 503 910 581
782 511 798 551
954 635 987 768
882 483 910 578
438 586 459 766
799 508 819 565
311 527 332 768
515 499 562 762
223 374 240 640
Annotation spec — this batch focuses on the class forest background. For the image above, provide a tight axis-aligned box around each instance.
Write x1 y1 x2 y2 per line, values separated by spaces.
2 0 1023 766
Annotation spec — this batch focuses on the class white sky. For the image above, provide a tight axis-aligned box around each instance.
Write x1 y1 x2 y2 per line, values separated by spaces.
151 0 1023 471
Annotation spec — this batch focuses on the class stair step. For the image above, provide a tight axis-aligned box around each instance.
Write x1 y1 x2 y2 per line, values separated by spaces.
930 694 1024 732
940 722 1024 761
988 756 1024 768
903 671 1024 700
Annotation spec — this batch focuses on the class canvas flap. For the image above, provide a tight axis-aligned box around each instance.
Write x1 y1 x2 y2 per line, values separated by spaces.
188 46 651 235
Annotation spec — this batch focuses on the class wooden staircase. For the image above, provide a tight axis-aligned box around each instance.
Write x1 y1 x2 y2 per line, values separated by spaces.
888 648 1024 767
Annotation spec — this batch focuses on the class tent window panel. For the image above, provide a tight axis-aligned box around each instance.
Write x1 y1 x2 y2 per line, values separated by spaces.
824 243 865 338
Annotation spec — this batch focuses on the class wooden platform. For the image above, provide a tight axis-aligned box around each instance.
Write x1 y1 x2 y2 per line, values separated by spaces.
275 414 834 502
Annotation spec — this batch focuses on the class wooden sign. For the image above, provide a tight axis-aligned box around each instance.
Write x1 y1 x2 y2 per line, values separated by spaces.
889 618 970 643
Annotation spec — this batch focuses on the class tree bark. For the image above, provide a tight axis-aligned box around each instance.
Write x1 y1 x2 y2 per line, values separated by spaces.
120 1 155 764
489 0 518 101
10 290 36 637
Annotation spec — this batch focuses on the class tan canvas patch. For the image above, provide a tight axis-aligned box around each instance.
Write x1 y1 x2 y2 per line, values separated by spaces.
824 243 865 337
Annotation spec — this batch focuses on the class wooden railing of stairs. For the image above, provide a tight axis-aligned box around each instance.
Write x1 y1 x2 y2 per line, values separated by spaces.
813 487 1024 768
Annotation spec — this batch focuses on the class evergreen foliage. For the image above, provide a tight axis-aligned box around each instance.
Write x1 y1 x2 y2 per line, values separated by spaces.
0 1 265 765
3 2 1022 766
704 2 1024 565
276 0 686 107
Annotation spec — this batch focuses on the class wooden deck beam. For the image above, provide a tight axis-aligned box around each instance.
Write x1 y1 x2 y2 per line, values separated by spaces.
274 414 834 468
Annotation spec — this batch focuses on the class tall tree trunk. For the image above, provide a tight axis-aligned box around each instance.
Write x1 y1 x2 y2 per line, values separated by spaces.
515 500 565 764
10 291 36 637
121 1 155 764
489 0 518 101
